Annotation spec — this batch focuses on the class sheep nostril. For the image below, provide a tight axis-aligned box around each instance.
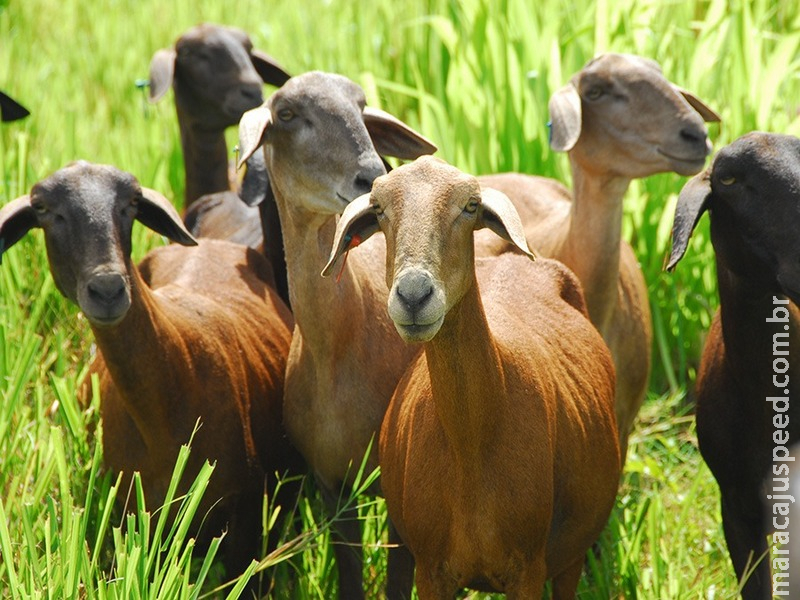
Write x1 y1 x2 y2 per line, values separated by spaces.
87 274 126 304
396 274 434 312
680 127 707 146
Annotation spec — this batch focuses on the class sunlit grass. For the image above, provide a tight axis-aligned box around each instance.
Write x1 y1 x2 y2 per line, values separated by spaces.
2 0 799 597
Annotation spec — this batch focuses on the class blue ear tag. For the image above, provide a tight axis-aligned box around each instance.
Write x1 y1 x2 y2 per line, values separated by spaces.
547 121 553 146
135 78 150 118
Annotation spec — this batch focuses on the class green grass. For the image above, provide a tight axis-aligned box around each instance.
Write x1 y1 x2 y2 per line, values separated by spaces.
2 0 799 597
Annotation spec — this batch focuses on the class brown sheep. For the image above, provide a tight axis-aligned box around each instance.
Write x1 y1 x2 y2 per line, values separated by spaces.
0 161 302 580
476 53 719 461
324 156 620 598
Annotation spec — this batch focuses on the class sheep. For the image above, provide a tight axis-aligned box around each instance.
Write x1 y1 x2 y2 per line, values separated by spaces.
322 155 620 598
476 53 720 461
236 70 437 599
148 22 290 208
148 22 292 305
0 161 302 580
666 132 800 599
0 90 29 122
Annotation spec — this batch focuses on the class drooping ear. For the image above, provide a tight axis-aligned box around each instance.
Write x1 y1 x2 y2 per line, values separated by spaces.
362 107 438 160
239 149 270 207
321 193 380 277
138 188 198 246
0 195 37 263
250 49 291 88
238 105 272 168
548 83 582 152
0 91 30 122
477 188 535 260
148 48 176 103
674 86 721 123
666 171 712 271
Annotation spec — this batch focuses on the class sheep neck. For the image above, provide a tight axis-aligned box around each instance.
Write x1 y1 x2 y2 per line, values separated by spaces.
176 110 230 208
714 252 800 386
560 158 629 335
424 279 506 466
89 266 192 456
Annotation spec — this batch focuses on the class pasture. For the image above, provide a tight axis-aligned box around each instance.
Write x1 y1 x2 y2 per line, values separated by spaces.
1 0 799 597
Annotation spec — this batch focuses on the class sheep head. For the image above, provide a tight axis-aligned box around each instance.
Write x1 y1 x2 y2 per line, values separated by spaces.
667 132 800 304
549 53 720 178
323 156 533 342
148 23 290 130
0 161 196 326
237 71 437 216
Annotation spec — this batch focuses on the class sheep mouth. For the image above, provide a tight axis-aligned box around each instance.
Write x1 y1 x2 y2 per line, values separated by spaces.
394 318 444 343
657 149 708 175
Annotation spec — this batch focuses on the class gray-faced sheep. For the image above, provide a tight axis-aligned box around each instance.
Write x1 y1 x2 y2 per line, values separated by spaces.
477 53 719 461
0 161 302 580
667 132 800 599
236 71 436 599
324 155 620 598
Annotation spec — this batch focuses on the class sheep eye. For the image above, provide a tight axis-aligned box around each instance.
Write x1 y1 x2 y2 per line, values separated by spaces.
130 196 140 207
585 86 604 101
372 202 384 215
719 176 736 185
278 108 294 122
463 198 480 214
32 203 47 214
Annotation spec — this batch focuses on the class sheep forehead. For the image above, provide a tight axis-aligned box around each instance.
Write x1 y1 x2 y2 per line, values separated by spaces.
176 23 251 54
576 52 671 92
377 157 478 232
279 72 365 107
716 133 800 185
34 162 138 216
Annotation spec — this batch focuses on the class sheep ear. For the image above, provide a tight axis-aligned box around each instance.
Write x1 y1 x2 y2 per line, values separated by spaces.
674 86 721 123
0 91 30 122
0 195 37 263
239 149 270 207
238 105 272 169
478 188 535 260
138 188 198 246
362 107 438 160
250 49 291 88
321 193 379 277
148 48 176 103
666 172 712 271
548 83 582 152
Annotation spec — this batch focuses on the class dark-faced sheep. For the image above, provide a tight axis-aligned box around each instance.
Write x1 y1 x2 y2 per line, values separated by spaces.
0 161 302 580
667 132 800 599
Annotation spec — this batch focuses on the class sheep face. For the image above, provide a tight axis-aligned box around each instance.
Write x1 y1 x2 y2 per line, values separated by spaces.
669 132 800 303
172 24 265 129
549 53 717 179
323 156 533 343
0 162 196 327
240 72 387 216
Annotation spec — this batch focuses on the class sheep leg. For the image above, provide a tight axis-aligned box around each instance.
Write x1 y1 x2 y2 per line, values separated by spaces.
548 556 583 600
386 519 415 599
319 481 366 600
720 496 771 600
413 564 457 600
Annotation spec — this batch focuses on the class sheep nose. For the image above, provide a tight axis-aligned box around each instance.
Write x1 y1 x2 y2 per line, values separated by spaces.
680 126 710 152
87 272 126 305
395 271 434 313
354 160 387 195
238 84 263 107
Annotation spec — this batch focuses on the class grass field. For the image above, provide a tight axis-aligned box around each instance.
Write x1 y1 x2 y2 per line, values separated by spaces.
1 0 799 597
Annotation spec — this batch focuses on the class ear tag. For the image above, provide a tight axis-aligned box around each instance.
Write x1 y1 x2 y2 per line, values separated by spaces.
335 233 363 284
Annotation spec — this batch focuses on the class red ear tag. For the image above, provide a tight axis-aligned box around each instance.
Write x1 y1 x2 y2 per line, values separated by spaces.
335 234 363 284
